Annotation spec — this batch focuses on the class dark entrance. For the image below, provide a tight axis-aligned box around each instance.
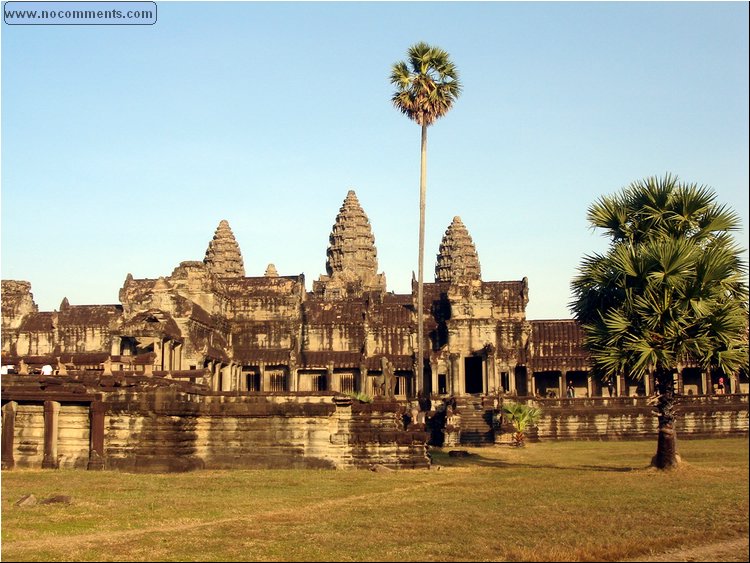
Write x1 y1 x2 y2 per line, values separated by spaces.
515 366 528 396
438 374 447 395
465 356 483 394
535 371 560 398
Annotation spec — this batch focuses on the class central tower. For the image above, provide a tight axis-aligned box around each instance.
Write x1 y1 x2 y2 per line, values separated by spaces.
313 190 386 299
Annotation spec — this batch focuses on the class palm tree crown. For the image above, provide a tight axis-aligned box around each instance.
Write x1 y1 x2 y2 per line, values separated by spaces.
571 174 748 381
390 42 461 127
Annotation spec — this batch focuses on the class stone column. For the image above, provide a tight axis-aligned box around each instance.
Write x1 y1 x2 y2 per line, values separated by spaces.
587 374 593 398
259 362 267 392
215 363 225 391
527 368 535 397
449 354 460 396
327 363 336 392
430 358 439 397
700 370 708 395
483 354 494 395
87 401 105 470
358 363 367 395
616 374 625 397
508 363 517 394
289 357 298 393
155 339 163 370
1 401 17 470
42 400 61 469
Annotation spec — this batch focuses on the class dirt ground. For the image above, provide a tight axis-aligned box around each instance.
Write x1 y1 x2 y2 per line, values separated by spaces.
621 536 749 562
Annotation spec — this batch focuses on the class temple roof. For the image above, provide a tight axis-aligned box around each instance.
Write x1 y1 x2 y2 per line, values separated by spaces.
435 216 481 283
529 320 589 371
118 309 182 340
204 220 245 278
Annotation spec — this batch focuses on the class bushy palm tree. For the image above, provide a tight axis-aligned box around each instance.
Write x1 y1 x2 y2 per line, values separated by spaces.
571 174 748 469
390 42 461 396
498 401 542 447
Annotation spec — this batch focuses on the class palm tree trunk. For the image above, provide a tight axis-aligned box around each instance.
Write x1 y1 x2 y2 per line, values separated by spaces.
416 123 427 399
651 367 681 469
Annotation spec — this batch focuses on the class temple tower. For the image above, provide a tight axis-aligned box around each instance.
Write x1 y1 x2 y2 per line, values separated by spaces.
204 220 245 278
264 263 279 277
435 216 481 284
314 190 386 298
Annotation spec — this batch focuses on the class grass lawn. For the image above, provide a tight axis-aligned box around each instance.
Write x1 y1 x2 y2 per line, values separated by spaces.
2 438 748 562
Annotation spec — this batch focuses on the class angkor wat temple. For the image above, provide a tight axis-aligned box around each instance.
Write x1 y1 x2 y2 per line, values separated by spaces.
2 191 747 471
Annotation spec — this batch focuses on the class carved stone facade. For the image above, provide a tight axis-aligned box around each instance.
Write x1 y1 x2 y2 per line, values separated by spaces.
2 190 748 468
2 190 748 400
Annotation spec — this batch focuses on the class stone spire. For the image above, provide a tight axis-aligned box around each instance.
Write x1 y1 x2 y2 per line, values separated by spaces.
326 190 379 278
204 220 245 277
435 216 481 283
314 190 386 298
264 263 278 277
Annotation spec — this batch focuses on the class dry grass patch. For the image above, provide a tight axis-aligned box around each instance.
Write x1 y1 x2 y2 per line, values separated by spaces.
2 438 747 562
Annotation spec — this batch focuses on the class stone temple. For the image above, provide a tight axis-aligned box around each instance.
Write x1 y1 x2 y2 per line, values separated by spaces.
1 190 748 471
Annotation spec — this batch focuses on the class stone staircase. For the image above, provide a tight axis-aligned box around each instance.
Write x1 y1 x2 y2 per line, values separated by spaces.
456 396 496 446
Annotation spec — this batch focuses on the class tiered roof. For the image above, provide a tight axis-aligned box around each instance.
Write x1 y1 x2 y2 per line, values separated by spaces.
326 191 379 280
204 220 245 277
435 216 481 283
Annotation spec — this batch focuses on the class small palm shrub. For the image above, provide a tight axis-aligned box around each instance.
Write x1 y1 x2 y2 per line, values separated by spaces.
497 402 542 447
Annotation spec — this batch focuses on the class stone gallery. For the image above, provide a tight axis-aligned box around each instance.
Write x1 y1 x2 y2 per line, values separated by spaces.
2 191 747 471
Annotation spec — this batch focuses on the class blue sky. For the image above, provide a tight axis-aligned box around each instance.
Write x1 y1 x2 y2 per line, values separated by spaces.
2 1 748 319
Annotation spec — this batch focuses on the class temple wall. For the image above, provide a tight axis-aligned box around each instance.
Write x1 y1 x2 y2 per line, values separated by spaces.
57 326 112 353
12 404 44 468
303 325 364 352
368 327 411 356
230 297 301 322
98 389 428 472
528 396 749 441
15 332 55 356
57 405 90 468
447 321 496 354
232 321 293 350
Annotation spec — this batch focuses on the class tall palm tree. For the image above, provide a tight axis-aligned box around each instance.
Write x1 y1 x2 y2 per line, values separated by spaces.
571 174 748 469
390 42 461 397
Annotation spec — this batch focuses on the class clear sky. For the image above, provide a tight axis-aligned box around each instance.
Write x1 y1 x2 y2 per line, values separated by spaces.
1 1 748 320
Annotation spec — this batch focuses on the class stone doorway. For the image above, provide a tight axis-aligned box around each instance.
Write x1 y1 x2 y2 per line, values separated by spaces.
465 356 483 394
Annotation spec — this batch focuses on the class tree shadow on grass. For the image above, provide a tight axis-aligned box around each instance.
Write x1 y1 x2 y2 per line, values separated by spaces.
430 450 639 472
